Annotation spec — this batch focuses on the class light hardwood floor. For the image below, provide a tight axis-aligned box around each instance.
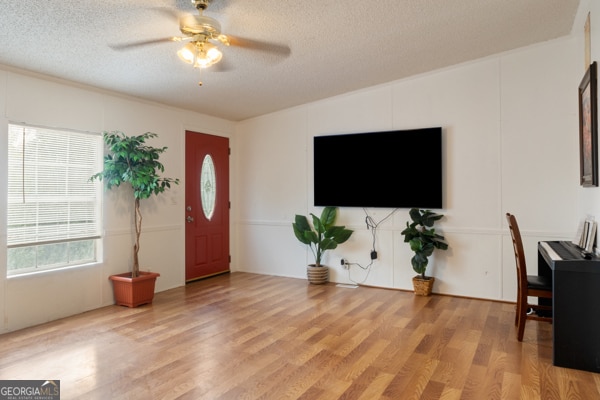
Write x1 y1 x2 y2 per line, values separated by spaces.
1 272 599 399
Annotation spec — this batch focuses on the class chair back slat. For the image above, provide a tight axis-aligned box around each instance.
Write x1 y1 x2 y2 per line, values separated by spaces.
506 213 528 290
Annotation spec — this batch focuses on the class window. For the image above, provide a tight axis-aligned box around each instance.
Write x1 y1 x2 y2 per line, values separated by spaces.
7 124 103 275
200 154 216 220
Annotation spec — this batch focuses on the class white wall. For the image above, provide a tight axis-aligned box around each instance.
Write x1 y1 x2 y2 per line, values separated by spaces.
0 71 235 333
233 3 593 302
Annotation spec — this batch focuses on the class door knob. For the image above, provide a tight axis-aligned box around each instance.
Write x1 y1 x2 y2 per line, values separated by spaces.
186 216 194 223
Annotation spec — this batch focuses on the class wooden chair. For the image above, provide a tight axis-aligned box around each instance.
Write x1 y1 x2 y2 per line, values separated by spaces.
506 213 553 341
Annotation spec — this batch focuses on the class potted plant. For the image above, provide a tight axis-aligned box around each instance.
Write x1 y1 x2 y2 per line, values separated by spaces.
292 206 353 284
401 208 448 296
90 131 179 307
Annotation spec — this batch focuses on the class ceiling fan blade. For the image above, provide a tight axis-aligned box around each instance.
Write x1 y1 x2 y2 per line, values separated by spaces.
109 37 179 51
227 36 291 58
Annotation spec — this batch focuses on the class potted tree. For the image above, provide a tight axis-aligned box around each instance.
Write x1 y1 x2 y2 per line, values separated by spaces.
90 131 179 307
401 208 449 296
292 206 353 284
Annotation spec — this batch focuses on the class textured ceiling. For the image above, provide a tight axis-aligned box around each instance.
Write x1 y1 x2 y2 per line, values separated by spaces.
0 0 581 121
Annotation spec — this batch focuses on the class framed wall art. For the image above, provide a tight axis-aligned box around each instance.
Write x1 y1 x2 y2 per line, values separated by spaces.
579 61 598 187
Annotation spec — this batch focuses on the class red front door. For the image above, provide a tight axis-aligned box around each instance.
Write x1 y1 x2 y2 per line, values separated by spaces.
185 131 230 281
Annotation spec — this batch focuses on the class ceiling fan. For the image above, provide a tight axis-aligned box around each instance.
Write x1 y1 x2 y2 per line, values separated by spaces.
111 0 291 85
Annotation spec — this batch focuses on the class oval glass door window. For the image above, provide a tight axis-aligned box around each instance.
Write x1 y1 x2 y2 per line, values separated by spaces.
200 154 216 220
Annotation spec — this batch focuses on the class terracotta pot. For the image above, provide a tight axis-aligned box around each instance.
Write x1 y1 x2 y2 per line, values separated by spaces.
412 276 435 296
307 264 329 285
109 271 160 307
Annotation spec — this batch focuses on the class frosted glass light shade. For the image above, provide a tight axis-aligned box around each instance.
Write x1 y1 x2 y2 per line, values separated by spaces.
177 41 222 69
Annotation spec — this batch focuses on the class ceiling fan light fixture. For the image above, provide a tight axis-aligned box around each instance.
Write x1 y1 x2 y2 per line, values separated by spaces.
194 42 222 68
177 41 222 69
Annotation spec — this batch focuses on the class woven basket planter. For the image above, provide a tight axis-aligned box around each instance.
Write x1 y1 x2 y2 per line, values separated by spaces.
109 271 160 307
307 265 329 285
412 276 435 296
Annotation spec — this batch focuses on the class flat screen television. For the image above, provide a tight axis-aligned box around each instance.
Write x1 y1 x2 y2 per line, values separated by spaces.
314 127 443 209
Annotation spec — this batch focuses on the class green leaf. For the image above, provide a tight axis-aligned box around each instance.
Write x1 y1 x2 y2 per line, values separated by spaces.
411 253 429 274
326 226 353 244
320 238 338 251
320 207 337 228
311 214 325 235
293 215 311 232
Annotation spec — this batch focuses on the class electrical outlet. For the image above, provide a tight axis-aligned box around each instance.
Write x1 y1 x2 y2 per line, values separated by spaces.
340 258 349 269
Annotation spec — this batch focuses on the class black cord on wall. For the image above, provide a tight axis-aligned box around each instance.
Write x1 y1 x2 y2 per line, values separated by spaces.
343 208 399 284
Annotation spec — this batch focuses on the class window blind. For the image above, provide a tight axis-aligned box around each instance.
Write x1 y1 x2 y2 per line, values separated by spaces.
7 124 102 248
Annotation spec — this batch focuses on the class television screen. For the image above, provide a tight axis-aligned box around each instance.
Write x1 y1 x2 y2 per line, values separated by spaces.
314 127 443 208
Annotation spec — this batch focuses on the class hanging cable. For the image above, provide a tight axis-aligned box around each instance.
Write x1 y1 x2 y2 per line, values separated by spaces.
364 207 399 254
344 208 400 285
